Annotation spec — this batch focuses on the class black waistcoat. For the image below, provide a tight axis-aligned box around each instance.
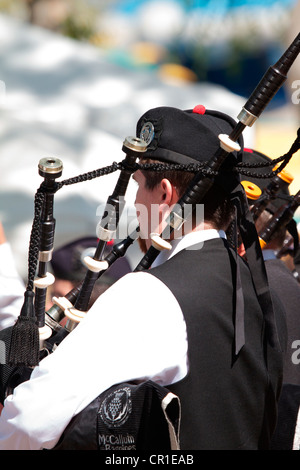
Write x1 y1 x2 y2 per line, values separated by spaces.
150 237 284 450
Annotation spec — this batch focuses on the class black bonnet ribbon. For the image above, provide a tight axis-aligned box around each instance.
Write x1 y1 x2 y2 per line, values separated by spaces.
228 205 245 356
231 183 282 352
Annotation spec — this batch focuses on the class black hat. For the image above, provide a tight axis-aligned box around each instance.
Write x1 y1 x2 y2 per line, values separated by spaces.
51 237 131 284
242 148 293 213
136 105 243 168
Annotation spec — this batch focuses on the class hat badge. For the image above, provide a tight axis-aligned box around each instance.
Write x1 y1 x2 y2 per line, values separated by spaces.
140 121 155 146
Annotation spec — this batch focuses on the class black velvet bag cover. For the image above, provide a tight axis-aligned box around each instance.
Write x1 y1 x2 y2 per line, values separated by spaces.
53 380 181 451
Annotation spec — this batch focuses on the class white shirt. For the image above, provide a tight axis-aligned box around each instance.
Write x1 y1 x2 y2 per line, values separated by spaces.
262 249 277 261
0 243 24 331
0 230 225 450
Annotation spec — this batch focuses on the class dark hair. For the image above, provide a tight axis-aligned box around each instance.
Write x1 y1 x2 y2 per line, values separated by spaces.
139 158 235 230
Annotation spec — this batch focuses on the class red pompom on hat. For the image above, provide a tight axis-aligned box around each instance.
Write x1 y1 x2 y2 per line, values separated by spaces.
193 104 206 115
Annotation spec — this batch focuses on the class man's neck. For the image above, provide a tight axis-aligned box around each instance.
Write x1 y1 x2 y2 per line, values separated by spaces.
192 221 219 232
151 229 227 268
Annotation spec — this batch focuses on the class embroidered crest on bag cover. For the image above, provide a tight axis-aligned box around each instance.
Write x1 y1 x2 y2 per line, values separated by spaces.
99 386 132 428
97 381 181 451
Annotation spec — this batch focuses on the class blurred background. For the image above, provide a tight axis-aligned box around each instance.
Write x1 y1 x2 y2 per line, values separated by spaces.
0 0 299 278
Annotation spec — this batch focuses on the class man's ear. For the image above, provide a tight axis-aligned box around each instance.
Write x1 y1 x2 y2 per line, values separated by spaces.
160 178 177 206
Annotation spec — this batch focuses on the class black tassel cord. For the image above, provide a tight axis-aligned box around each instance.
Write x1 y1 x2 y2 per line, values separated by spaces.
8 161 122 367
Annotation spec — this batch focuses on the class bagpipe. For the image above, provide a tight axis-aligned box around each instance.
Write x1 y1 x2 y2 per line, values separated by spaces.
1 32 300 405
258 190 300 250
241 163 295 223
241 155 300 281
276 233 300 283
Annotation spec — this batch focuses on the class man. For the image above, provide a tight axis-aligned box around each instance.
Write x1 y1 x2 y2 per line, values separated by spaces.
242 148 300 386
242 148 300 450
0 105 286 450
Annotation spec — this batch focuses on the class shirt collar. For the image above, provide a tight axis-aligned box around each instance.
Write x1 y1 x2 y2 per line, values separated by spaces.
152 229 227 268
262 249 277 261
